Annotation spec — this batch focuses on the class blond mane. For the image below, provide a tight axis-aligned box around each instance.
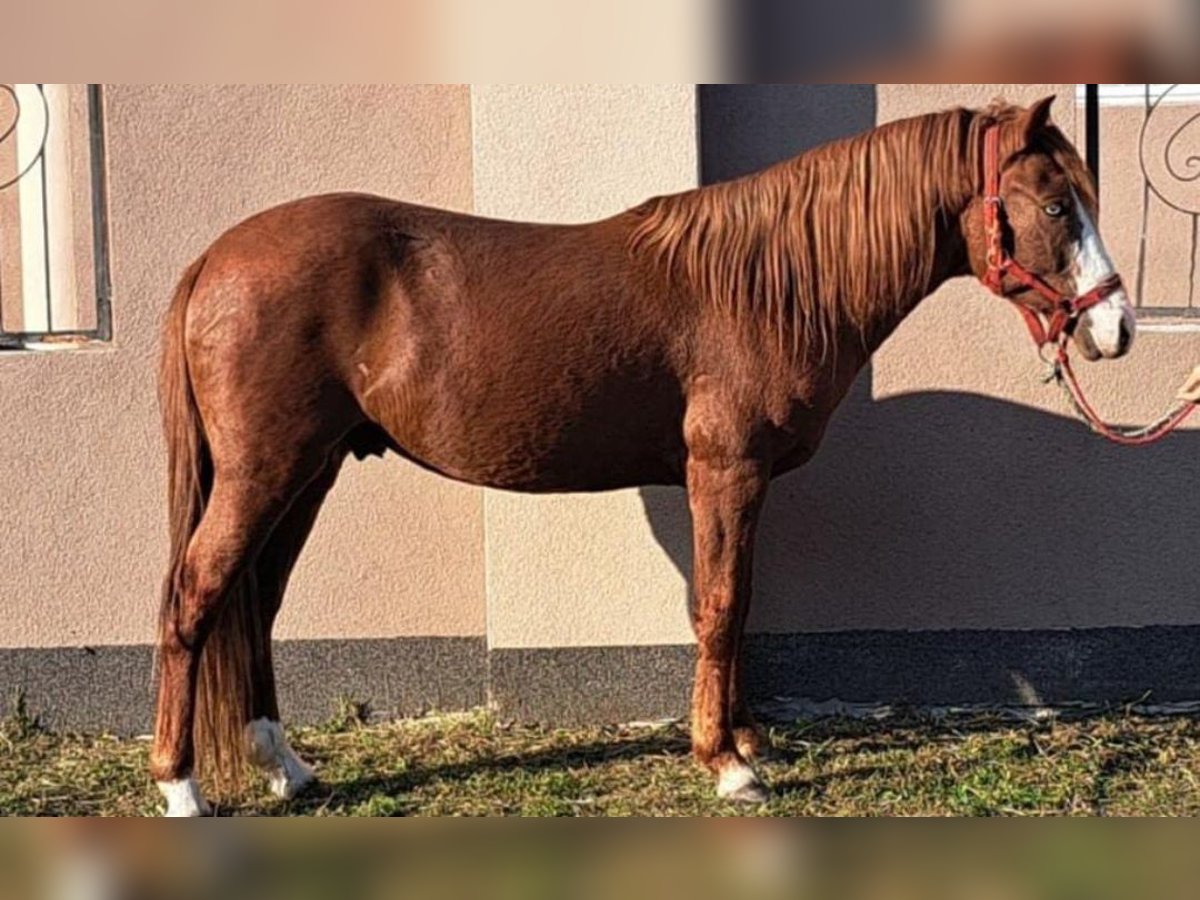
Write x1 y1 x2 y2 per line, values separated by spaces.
630 103 1095 356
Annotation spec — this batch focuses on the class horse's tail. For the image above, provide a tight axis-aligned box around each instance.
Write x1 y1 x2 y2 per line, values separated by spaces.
158 255 258 791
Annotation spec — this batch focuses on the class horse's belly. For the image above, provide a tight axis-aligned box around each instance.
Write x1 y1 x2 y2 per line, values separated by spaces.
364 377 686 493
355 270 687 492
433 412 685 493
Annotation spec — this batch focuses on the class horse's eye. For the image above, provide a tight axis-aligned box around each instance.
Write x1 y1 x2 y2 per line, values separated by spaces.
1044 201 1068 218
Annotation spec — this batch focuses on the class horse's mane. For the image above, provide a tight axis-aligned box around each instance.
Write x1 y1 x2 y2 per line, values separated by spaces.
630 103 1096 356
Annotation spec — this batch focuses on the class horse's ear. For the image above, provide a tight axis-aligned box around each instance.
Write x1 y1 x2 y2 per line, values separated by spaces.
1021 95 1057 143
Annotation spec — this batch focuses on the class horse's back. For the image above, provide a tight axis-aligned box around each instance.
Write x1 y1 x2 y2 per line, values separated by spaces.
183 193 690 491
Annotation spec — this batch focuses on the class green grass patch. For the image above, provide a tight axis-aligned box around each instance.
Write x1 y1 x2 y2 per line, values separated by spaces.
3 708 1199 816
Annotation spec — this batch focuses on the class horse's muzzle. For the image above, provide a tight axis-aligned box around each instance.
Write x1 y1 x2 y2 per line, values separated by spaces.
1075 306 1135 362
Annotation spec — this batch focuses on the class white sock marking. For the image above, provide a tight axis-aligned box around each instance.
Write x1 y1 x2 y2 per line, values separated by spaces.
717 760 762 800
247 719 315 801
157 778 211 817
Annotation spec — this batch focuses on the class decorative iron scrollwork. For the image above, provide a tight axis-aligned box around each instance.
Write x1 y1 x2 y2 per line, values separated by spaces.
1141 84 1200 215
1131 84 1200 312
0 83 50 192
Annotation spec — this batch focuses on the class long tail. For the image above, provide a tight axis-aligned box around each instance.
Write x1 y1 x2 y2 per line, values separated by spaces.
157 256 263 791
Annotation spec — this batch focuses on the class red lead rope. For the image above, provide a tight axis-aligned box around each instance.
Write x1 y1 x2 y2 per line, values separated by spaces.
980 125 1196 447
1053 348 1197 448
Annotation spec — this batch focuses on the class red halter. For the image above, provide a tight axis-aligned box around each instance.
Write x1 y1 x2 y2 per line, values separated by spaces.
980 125 1194 447
981 125 1124 349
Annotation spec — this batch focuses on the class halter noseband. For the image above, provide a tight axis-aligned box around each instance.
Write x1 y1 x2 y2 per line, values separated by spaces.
981 125 1125 349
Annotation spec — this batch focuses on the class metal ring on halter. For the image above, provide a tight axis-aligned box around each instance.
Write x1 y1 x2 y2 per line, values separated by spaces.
1037 340 1062 368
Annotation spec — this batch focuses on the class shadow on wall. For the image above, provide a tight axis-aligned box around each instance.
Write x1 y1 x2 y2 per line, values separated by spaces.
698 84 879 185
725 1 929 82
642 374 1200 636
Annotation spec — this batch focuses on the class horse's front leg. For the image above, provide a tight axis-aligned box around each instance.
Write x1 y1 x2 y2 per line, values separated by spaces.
731 652 768 762
687 453 770 805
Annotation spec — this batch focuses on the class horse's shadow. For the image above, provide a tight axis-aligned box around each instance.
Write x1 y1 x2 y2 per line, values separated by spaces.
282 711 1148 814
641 370 1200 704
281 727 691 816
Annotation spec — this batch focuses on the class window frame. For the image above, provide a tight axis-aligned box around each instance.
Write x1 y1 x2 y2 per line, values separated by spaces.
1080 83 1200 320
0 84 111 351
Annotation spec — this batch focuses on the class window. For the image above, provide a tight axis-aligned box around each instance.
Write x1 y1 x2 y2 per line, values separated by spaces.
1079 84 1200 317
0 84 110 350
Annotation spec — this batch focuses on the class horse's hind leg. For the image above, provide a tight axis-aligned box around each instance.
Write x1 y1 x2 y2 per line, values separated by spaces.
152 456 327 816
245 451 346 801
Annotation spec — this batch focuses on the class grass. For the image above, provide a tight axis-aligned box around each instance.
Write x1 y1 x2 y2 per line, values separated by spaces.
3 704 1200 816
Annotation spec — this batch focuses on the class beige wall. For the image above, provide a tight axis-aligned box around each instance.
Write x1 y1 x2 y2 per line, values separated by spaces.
0 84 484 649
5 83 1200 666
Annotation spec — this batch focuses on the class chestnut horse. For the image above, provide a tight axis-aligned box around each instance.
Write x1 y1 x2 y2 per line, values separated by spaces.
152 97 1135 815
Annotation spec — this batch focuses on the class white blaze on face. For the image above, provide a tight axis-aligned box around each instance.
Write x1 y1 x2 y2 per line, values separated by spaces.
1072 187 1136 358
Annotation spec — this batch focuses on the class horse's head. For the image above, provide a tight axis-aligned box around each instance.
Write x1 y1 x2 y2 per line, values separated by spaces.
966 96 1136 362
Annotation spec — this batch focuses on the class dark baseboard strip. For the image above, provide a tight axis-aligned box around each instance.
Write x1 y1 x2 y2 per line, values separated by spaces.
489 644 693 727
274 638 487 726
741 628 1200 708
6 627 1200 734
0 638 486 736
491 626 1200 725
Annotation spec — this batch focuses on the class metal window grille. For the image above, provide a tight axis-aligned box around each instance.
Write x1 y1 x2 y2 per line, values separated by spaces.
1081 83 1200 317
0 84 111 349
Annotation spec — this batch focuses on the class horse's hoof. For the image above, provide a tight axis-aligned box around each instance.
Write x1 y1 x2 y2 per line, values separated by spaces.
725 780 771 806
717 761 771 806
158 778 213 817
269 758 316 801
248 719 316 801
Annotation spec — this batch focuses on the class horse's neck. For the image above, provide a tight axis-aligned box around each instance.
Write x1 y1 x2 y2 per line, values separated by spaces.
639 110 981 367
854 225 971 358
772 220 969 412
766 123 976 363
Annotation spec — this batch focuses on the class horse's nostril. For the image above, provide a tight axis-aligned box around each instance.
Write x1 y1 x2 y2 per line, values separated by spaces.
1118 319 1134 356
1076 326 1101 361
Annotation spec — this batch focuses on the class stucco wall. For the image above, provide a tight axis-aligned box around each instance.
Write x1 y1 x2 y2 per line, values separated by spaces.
0 84 484 650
